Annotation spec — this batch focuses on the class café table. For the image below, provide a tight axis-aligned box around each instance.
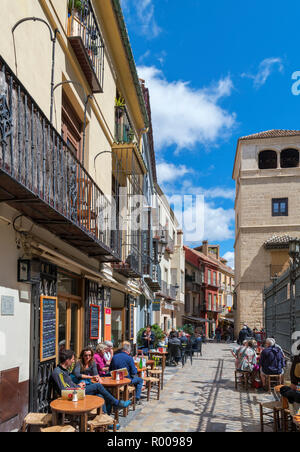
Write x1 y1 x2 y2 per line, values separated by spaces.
101 376 131 422
50 395 104 432
135 366 147 378
149 351 168 372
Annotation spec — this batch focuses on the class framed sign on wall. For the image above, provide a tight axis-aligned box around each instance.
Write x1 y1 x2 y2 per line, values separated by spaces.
90 305 100 340
40 296 58 363
104 308 112 342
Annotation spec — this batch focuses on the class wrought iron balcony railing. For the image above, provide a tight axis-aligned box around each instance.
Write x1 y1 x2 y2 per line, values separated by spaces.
112 232 143 278
67 0 105 93
115 105 137 144
0 56 120 262
143 255 161 291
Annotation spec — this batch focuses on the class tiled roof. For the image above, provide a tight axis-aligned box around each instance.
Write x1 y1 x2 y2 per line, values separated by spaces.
264 234 298 249
239 130 300 141
184 246 234 273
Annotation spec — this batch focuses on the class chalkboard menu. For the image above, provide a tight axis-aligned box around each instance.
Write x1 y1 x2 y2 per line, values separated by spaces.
129 304 134 340
40 296 58 362
90 305 100 340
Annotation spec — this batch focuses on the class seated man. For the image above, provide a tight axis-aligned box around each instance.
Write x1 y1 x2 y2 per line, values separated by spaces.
259 338 285 388
109 343 144 405
51 349 131 415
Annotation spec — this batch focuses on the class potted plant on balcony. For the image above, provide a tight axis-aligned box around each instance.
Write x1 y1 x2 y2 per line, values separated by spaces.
68 0 82 15
127 128 135 143
68 0 90 18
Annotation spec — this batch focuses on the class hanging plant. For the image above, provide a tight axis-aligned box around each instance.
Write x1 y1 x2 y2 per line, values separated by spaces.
115 96 125 108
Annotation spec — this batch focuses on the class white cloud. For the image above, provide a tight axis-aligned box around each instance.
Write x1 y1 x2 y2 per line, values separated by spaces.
222 251 235 269
138 66 236 152
156 161 191 184
167 194 235 243
242 57 284 88
121 0 161 39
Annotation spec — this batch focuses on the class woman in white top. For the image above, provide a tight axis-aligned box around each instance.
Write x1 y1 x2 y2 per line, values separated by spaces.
103 340 114 364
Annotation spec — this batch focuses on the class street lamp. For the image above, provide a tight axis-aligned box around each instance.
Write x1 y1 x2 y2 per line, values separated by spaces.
158 232 167 262
289 239 300 259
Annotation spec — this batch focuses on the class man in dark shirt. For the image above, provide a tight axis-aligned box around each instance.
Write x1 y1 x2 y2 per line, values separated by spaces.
109 343 144 404
51 349 131 414
141 326 155 353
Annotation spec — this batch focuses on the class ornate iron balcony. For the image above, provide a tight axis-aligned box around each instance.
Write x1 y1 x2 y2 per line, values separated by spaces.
0 56 120 262
67 0 105 93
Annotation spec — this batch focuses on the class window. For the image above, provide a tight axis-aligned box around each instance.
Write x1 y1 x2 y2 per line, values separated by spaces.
61 93 83 162
280 149 299 168
208 271 211 285
213 272 217 286
259 150 277 169
208 293 212 311
272 198 288 217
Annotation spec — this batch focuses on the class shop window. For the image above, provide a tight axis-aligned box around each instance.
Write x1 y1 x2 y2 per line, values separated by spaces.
258 150 277 169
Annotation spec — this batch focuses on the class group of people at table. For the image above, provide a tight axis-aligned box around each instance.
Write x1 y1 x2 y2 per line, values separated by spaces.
51 327 168 429
232 325 300 421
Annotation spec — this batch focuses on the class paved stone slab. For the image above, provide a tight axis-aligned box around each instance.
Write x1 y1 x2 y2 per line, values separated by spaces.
120 343 274 432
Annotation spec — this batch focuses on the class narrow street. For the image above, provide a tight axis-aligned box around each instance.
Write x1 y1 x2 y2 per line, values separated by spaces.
121 343 273 433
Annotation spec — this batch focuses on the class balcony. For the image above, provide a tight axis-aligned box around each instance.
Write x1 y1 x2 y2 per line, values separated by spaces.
165 233 174 254
115 105 136 144
143 255 161 291
0 56 120 262
67 0 104 93
112 232 142 278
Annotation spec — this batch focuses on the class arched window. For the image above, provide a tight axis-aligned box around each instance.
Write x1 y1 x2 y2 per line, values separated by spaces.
258 150 277 169
280 149 299 168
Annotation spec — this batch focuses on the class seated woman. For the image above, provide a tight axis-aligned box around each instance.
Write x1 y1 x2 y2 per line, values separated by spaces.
72 347 101 385
236 340 257 372
231 340 248 369
94 343 110 377
103 341 114 364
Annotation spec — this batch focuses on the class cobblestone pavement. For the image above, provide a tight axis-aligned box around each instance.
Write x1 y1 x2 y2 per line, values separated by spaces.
120 343 274 433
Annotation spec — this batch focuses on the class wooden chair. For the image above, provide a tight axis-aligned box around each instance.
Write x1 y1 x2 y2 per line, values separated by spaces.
265 375 283 393
259 401 284 432
88 414 117 432
234 370 252 390
143 376 160 401
21 413 52 432
119 385 136 416
40 425 76 433
148 369 164 390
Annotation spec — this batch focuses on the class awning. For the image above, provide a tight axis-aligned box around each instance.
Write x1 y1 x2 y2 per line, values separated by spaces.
182 315 214 324
219 316 234 324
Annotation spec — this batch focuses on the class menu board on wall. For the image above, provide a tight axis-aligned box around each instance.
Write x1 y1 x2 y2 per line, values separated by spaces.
90 305 100 340
40 296 58 362
104 308 112 342
129 304 134 340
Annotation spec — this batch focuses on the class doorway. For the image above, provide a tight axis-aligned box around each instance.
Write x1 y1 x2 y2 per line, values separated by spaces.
58 295 82 356
57 272 83 357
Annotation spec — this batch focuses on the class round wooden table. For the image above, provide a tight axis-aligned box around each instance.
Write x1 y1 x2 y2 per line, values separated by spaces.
149 351 168 372
101 377 131 422
50 396 104 432
135 366 147 377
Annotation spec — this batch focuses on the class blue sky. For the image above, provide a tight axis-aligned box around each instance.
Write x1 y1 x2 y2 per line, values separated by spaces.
121 0 300 268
